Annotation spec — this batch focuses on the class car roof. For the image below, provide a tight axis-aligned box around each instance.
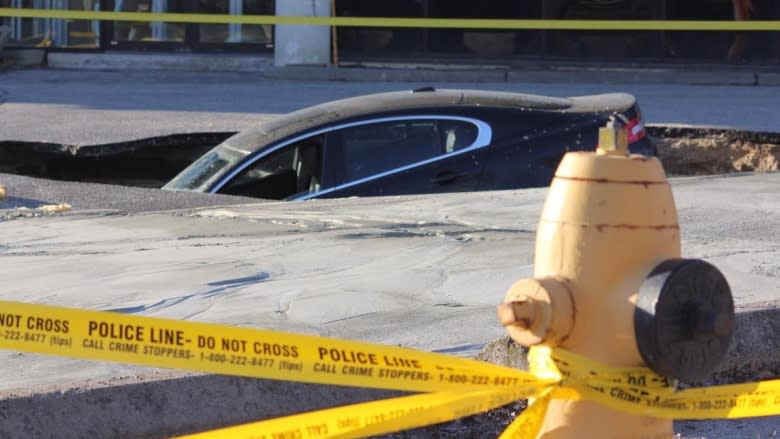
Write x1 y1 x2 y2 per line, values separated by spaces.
224 88 631 154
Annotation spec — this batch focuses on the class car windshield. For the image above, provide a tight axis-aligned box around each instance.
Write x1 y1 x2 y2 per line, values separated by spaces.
163 142 249 191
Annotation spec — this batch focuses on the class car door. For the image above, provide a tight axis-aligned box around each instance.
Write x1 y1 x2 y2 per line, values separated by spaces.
308 116 493 199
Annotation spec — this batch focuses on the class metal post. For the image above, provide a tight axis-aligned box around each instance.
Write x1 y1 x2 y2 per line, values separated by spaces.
51 0 67 46
151 0 168 41
33 0 49 43
11 0 23 42
228 0 243 43
92 0 100 43
330 0 338 67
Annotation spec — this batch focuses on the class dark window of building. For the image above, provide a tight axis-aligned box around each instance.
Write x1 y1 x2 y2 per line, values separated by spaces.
335 0 541 59
542 0 665 59
333 0 778 63
665 0 779 61
335 0 423 55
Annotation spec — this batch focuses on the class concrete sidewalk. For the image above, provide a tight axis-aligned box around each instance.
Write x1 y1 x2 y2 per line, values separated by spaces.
4 50 780 86
42 52 780 86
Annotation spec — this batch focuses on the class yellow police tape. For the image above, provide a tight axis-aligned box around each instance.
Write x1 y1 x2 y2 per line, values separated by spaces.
175 388 548 439
0 300 538 394
1 8 779 31
531 346 780 420
0 300 778 439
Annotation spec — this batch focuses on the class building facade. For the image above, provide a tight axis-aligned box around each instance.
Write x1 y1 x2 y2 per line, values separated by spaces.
2 0 778 64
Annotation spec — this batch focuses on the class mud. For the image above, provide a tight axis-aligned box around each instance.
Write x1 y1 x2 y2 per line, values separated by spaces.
648 126 780 176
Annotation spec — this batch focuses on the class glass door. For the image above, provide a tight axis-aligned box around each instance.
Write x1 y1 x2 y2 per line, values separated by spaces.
6 0 101 48
105 0 273 51
198 0 273 47
111 0 187 44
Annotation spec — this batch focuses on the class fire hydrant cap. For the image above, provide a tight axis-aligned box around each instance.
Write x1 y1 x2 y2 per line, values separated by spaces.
635 258 735 383
541 151 678 229
555 151 667 183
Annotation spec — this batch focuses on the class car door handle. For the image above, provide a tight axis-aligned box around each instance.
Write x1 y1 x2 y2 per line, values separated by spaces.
432 171 462 184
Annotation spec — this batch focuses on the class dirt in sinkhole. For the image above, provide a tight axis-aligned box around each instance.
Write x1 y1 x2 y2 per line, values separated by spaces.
653 131 780 176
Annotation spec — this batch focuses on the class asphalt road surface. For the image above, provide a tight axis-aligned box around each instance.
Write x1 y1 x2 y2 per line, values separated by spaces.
1 69 779 146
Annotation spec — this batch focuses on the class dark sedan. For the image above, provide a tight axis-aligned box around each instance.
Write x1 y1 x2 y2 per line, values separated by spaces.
163 88 653 200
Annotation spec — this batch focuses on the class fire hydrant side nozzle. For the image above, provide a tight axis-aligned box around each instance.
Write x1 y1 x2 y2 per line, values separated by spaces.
498 277 575 346
498 121 735 438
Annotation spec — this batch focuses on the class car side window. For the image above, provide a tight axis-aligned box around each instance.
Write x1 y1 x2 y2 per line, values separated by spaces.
326 119 478 187
219 138 322 200
341 121 440 182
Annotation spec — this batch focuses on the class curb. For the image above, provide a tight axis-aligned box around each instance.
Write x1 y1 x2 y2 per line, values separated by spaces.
0 306 776 439
257 64 768 86
46 52 274 74
28 52 779 86
507 68 758 86
3 49 45 67
263 64 510 83
758 72 780 86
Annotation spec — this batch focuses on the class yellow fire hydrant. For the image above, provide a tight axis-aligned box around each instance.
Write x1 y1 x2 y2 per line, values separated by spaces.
498 119 734 438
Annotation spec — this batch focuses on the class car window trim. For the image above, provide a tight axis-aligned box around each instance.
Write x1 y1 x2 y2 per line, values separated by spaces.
210 115 492 197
